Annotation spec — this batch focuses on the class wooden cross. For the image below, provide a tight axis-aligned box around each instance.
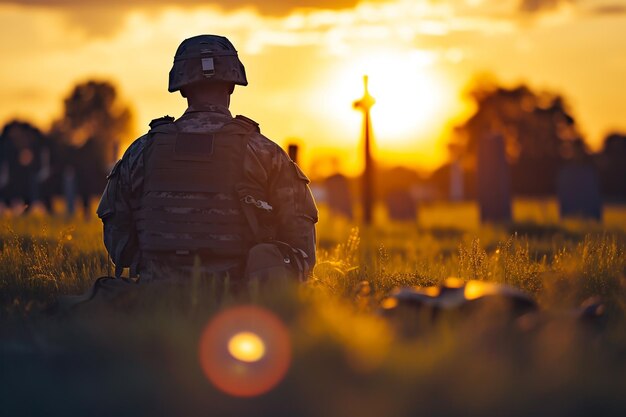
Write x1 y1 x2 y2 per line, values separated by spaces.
353 75 376 225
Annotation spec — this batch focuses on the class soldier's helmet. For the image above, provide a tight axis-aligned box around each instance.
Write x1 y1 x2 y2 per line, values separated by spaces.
168 35 248 93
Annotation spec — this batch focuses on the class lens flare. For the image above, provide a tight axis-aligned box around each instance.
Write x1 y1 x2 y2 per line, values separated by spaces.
228 332 266 363
198 305 291 397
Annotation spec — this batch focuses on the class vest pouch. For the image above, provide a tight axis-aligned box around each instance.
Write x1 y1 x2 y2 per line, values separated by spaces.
244 242 300 283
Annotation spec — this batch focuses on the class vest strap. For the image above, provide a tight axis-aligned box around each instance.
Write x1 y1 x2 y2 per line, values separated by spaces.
141 196 238 209
137 219 248 234
136 209 243 224
139 237 249 252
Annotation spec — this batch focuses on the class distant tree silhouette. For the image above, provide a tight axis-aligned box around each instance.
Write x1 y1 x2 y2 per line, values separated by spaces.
455 81 586 196
52 80 131 161
50 80 132 213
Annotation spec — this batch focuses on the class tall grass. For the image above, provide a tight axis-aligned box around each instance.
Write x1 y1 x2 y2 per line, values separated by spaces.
1 205 625 417
0 216 108 312
1 208 625 312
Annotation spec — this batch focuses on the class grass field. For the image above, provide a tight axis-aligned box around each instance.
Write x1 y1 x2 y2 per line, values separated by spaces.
1 200 625 417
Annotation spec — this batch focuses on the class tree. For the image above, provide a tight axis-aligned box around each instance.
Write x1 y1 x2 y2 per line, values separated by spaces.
50 80 133 210
455 81 587 195
51 80 132 163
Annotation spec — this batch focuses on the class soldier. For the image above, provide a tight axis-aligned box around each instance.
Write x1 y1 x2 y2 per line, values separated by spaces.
96 35 318 287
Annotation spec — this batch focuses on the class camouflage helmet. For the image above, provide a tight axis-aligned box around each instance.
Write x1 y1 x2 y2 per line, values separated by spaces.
168 35 248 93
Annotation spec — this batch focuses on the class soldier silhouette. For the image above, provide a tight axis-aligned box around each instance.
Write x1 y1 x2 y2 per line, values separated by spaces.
96 35 318 287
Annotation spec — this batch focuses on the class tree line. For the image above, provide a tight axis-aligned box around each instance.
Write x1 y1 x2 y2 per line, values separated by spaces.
430 80 626 202
0 80 132 215
1 77 624 217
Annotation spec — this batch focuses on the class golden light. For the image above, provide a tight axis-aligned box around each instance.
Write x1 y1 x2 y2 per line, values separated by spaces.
464 280 499 301
198 305 291 398
227 331 266 363
380 297 399 310
323 49 449 148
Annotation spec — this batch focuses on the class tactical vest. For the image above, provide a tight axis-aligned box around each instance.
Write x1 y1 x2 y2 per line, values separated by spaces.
136 116 258 263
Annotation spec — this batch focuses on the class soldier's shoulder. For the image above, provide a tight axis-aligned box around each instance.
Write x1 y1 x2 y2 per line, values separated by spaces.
229 114 279 152
123 133 149 157
124 114 176 156
248 130 286 159
233 114 259 129
146 115 177 137
117 133 148 171
232 116 276 147
119 115 171 168
149 115 175 130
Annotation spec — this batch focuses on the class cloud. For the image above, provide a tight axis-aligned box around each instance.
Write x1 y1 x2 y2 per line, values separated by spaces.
590 4 626 15
0 0 367 15
519 0 626 14
519 0 572 13
519 0 626 17
0 1 525 55
2 0 586 39
0 0 378 37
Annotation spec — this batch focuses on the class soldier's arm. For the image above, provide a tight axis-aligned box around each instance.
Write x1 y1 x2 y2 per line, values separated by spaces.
269 149 319 270
96 135 147 272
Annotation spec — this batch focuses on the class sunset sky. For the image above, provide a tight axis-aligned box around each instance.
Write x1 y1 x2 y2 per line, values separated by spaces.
1 0 625 176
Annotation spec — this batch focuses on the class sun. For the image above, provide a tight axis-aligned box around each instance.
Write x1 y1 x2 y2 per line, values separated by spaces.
361 52 444 142
323 50 448 149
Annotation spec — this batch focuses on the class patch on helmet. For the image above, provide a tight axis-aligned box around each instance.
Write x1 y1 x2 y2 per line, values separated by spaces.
202 57 215 77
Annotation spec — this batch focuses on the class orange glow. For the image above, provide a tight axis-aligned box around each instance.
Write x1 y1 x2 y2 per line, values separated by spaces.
464 281 499 301
333 51 446 143
421 286 441 297
443 277 465 289
372 70 443 143
312 50 461 172
380 297 399 310
2 3 626 174
228 332 266 363
198 305 291 398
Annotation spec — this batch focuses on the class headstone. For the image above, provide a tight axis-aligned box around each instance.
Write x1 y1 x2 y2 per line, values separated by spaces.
385 190 416 221
557 164 602 220
477 134 511 223
449 160 464 201
63 165 76 216
324 173 353 220
287 144 299 164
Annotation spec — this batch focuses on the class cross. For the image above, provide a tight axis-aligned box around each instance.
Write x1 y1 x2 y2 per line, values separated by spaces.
353 75 376 225
353 75 375 112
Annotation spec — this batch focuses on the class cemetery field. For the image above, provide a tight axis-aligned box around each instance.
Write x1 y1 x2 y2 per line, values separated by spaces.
1 199 626 417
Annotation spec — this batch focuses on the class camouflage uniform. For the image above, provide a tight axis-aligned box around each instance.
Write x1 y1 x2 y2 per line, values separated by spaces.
97 103 318 282
95 34 317 287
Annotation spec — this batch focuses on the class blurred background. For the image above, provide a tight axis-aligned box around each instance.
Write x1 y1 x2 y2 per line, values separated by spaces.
1 0 625 223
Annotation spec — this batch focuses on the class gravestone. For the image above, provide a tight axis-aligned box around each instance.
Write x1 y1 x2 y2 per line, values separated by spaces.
63 165 77 216
385 190 416 221
287 144 299 164
477 134 511 223
449 160 464 201
324 173 353 220
557 164 602 220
